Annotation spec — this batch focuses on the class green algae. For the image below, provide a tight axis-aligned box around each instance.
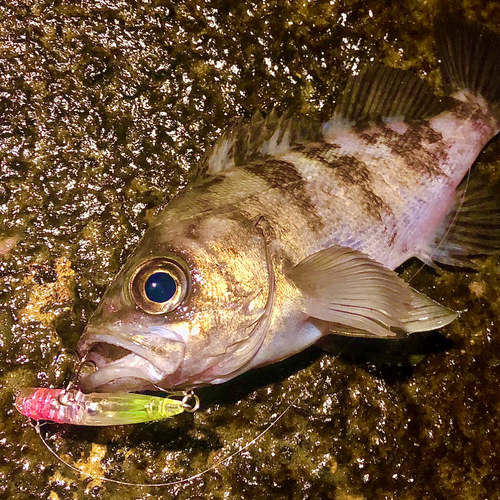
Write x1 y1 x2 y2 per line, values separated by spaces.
1 1 500 499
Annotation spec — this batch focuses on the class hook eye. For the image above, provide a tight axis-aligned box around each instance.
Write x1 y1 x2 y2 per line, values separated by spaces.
182 390 200 413
153 385 200 412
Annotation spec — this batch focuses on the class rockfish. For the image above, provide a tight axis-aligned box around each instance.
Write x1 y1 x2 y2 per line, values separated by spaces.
77 17 500 393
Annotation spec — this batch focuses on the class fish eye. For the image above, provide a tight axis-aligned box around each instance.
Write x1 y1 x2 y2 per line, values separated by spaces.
129 257 190 314
145 272 177 303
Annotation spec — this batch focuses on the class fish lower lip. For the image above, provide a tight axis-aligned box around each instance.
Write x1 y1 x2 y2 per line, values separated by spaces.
80 351 165 392
77 332 185 392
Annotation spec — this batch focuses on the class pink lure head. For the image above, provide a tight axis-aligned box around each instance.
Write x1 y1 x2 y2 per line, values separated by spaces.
15 387 68 424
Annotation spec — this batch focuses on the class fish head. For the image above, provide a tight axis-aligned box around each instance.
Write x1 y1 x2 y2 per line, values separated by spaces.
77 211 273 393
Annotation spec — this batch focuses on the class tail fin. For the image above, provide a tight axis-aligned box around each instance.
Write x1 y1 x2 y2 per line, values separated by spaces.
435 15 500 115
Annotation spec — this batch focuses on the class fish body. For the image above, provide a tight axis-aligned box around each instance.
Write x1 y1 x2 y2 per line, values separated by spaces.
77 17 500 393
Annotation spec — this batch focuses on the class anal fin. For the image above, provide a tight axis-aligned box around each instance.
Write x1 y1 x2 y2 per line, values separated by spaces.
424 176 500 267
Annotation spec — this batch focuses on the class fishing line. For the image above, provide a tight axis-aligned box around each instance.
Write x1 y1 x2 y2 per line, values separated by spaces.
33 340 350 488
31 223 349 489
34 351 347 488
30 147 474 488
35 391 298 487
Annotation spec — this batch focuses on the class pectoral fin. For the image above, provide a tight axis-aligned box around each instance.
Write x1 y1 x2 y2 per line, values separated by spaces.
287 245 457 338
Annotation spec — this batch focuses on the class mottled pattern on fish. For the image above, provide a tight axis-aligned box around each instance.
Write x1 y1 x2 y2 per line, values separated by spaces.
161 91 497 271
76 16 500 392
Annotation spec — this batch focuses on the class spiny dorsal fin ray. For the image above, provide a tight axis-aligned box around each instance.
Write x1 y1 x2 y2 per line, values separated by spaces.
287 245 456 338
435 15 500 109
196 109 321 179
334 65 446 124
424 176 500 267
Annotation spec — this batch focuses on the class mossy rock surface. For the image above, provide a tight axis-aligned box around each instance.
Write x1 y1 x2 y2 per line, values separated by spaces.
1 1 500 499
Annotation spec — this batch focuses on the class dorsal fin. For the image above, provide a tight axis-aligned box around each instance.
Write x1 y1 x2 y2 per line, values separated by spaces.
333 65 446 124
196 109 320 179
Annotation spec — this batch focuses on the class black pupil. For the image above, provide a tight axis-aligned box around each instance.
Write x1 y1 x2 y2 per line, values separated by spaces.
145 272 177 303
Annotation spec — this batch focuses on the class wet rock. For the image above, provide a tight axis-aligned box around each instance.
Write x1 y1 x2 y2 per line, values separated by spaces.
1 1 500 499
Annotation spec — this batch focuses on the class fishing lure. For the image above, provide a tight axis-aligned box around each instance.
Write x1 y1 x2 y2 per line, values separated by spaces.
15 387 199 426
16 384 297 488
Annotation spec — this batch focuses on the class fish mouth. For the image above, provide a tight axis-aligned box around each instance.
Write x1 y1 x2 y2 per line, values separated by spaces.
77 330 186 393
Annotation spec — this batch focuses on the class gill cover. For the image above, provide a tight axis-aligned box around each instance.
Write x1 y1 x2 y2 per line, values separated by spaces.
205 219 275 382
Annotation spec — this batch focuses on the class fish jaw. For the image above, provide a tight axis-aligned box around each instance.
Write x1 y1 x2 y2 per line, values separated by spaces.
77 326 186 392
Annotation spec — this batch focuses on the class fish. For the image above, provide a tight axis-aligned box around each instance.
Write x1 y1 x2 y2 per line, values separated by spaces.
76 16 500 393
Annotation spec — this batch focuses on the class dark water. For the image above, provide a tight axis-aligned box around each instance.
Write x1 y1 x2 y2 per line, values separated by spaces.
1 1 500 498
